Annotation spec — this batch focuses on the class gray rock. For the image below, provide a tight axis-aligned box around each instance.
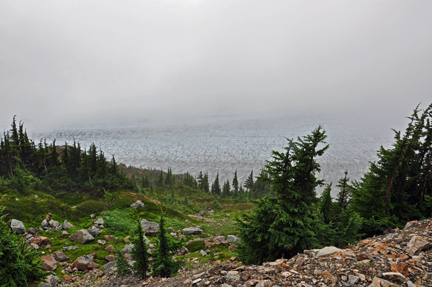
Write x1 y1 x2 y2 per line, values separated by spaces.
46 275 60 287
220 270 227 275
55 226 63 231
182 227 203 235
198 210 207 216
185 219 191 224
143 235 150 244
141 219 159 236
34 195 39 199
167 227 174 232
316 246 341 257
62 220 74 230
31 243 39 249
61 231 69 238
200 250 207 256
94 218 104 225
131 200 144 209
15 198 19 201
90 214 95 219
87 229 101 237
53 251 70 262
25 233 33 240
226 271 240 280
348 275 359 285
122 243 134 254
227 235 238 243
63 246 79 251
11 219 26 234
41 219 49 227
49 220 60 228
103 261 117 275
69 229 95 244
170 232 177 237
206 249 211 254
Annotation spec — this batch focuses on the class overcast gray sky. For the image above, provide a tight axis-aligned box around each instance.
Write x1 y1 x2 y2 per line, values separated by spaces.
1 1 432 129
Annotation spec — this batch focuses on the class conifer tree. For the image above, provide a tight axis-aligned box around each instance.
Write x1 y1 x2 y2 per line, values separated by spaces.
319 183 334 224
336 171 351 212
211 173 221 195
202 173 210 193
232 170 239 194
151 216 183 277
236 126 329 264
244 170 254 190
222 180 230 198
131 220 151 279
0 207 47 286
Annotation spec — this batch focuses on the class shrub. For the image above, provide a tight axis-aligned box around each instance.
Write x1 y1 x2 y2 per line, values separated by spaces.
103 209 136 235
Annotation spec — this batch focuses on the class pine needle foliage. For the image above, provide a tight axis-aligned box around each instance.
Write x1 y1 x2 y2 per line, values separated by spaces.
151 215 183 278
0 207 47 286
131 220 151 279
236 126 329 264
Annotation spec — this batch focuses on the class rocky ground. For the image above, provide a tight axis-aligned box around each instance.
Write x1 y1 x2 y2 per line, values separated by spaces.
40 218 431 287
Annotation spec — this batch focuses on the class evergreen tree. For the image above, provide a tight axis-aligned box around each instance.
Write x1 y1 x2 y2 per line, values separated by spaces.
236 126 329 264
158 170 164 186
0 207 47 286
197 171 203 190
151 216 183 278
336 171 351 212
115 249 133 278
202 173 210 193
131 220 151 279
244 170 254 190
232 170 239 194
211 173 221 196
222 180 231 198
319 183 334 224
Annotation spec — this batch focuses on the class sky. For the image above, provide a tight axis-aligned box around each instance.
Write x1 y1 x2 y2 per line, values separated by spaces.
1 1 432 129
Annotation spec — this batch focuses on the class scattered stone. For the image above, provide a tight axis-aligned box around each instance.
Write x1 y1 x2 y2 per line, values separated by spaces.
105 245 115 252
382 272 406 284
122 243 134 254
105 255 115 262
200 250 207 256
94 218 104 225
98 240 106 245
90 214 95 219
88 228 101 237
62 220 74 230
227 235 238 243
406 235 431 255
104 235 114 241
61 231 69 238
53 251 70 262
316 246 341 257
41 255 57 271
226 270 240 280
70 229 95 244
141 219 159 236
131 200 144 209
11 219 26 234
182 227 203 235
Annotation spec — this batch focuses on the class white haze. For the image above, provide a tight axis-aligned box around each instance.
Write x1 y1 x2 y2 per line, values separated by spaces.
0 1 431 129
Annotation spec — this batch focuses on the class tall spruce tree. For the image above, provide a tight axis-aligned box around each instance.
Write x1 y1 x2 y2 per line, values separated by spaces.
236 126 329 264
151 216 183 277
131 220 151 279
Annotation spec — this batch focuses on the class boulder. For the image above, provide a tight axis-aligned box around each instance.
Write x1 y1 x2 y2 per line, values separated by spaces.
105 245 115 252
182 227 203 235
227 235 238 243
131 200 144 209
103 261 117 275
94 218 104 225
53 251 70 262
73 258 91 271
122 243 134 254
141 219 159 236
98 240 106 245
69 229 95 244
105 255 115 262
49 220 60 228
200 250 207 256
62 220 74 230
41 255 57 271
316 246 341 257
406 236 431 255
41 219 49 227
61 231 69 238
88 229 101 237
11 219 26 234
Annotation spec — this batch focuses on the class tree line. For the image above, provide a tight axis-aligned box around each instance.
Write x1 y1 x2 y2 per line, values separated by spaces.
0 116 133 196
